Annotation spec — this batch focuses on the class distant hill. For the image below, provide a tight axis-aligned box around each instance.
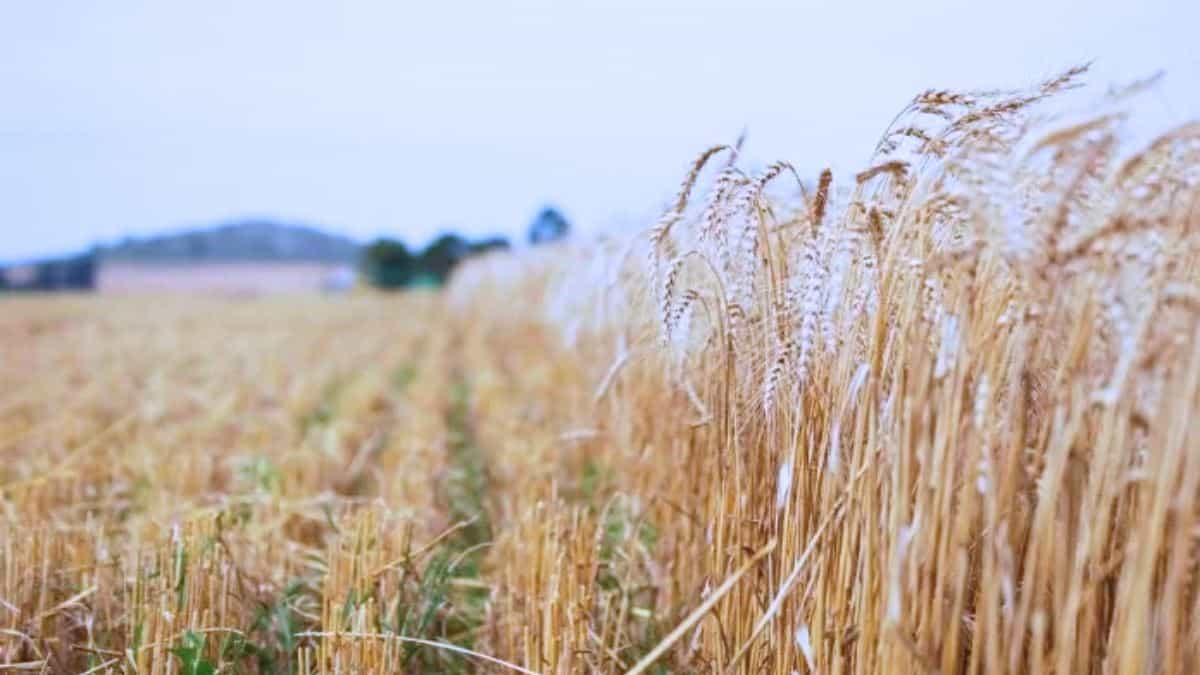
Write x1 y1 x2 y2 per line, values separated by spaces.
97 221 361 264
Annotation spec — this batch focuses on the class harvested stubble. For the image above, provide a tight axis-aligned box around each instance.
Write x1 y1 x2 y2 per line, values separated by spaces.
5 68 1200 673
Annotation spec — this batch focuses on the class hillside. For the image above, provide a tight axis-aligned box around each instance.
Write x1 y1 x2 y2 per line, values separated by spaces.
96 221 361 264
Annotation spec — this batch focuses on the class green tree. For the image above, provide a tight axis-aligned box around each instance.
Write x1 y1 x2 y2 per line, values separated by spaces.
418 233 469 283
528 206 570 245
362 239 414 288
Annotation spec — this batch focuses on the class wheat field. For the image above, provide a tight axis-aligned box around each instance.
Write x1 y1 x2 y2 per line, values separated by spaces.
4 68 1200 673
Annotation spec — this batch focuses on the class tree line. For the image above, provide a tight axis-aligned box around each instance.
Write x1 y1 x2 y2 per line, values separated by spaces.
361 206 569 289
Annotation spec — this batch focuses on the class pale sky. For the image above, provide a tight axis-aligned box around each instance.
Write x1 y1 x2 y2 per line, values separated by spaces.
1 1 1197 262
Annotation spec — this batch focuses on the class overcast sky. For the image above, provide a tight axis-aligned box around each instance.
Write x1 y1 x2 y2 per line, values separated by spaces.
1 1 1197 261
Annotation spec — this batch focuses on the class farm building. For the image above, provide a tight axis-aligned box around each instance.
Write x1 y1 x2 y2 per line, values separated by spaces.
0 254 96 292
91 221 361 294
95 261 357 294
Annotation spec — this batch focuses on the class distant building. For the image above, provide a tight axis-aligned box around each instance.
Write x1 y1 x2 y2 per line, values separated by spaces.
1 265 38 287
96 262 354 295
0 254 96 292
92 221 362 295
